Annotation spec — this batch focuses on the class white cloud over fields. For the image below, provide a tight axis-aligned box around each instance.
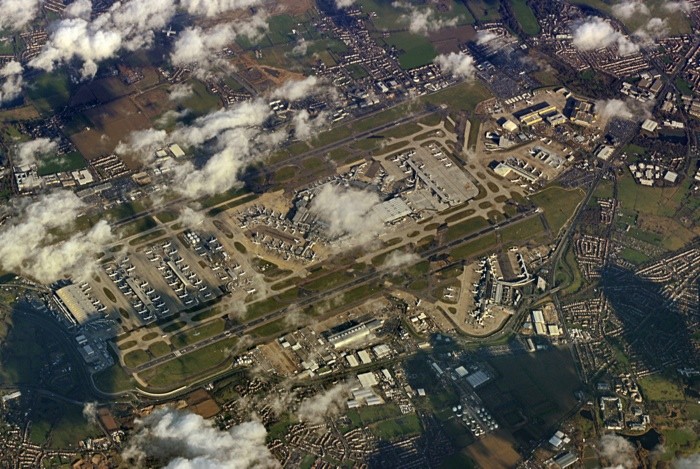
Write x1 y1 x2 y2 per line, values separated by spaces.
572 17 638 55
0 61 23 104
297 383 352 424
0 191 114 283
15 138 58 167
28 0 267 78
392 1 459 35
123 408 278 468
170 14 268 70
0 0 42 31
433 52 476 79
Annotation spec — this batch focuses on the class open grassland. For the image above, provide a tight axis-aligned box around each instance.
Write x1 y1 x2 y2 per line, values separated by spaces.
508 0 540 35
382 32 437 69
639 374 685 401
530 186 585 235
26 73 72 115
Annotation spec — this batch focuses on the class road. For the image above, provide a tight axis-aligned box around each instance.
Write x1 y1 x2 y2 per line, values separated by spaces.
128 208 540 374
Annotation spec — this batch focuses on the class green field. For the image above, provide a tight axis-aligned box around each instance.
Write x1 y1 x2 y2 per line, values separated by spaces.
530 186 585 235
36 151 87 176
466 0 501 22
489 348 581 431
249 318 287 338
148 341 172 358
138 336 238 389
26 73 72 115
29 399 100 449
499 215 546 245
180 79 222 116
370 414 422 440
509 0 541 35
382 32 437 69
446 216 489 241
450 232 498 260
556 245 584 295
619 247 650 265
639 374 685 402
123 349 150 368
170 319 225 348
117 215 158 238
93 361 136 394
360 0 474 30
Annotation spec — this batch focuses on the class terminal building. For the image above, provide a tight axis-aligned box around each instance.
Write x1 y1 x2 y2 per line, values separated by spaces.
55 284 99 325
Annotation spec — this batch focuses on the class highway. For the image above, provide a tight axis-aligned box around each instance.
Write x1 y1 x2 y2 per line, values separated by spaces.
128 208 540 374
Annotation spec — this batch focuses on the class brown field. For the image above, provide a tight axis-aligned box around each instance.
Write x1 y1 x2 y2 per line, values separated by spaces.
465 431 521 469
185 389 221 419
71 97 150 162
275 0 315 15
234 55 305 91
133 88 173 119
259 341 298 375
428 25 477 54
0 105 40 121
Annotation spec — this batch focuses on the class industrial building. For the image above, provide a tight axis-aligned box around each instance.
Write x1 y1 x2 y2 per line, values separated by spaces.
327 319 383 348
515 102 558 126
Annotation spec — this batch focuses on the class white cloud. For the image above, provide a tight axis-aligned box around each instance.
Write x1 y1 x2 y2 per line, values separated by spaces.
572 17 639 56
122 408 278 468
271 76 328 102
673 454 700 469
334 0 357 8
65 0 93 19
434 52 476 79
117 78 334 199
634 17 669 44
82 402 98 424
0 61 24 104
30 0 178 78
116 128 168 163
291 109 329 140
291 38 308 56
597 435 637 469
393 1 459 35
663 1 692 14
170 15 267 69
15 138 58 167
308 184 385 245
297 383 352 424
0 0 42 31
382 250 421 270
180 0 263 17
612 0 649 20
169 83 194 101
0 191 114 283
595 98 652 121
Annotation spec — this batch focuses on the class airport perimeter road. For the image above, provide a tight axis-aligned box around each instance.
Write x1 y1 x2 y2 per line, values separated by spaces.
128 208 539 374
